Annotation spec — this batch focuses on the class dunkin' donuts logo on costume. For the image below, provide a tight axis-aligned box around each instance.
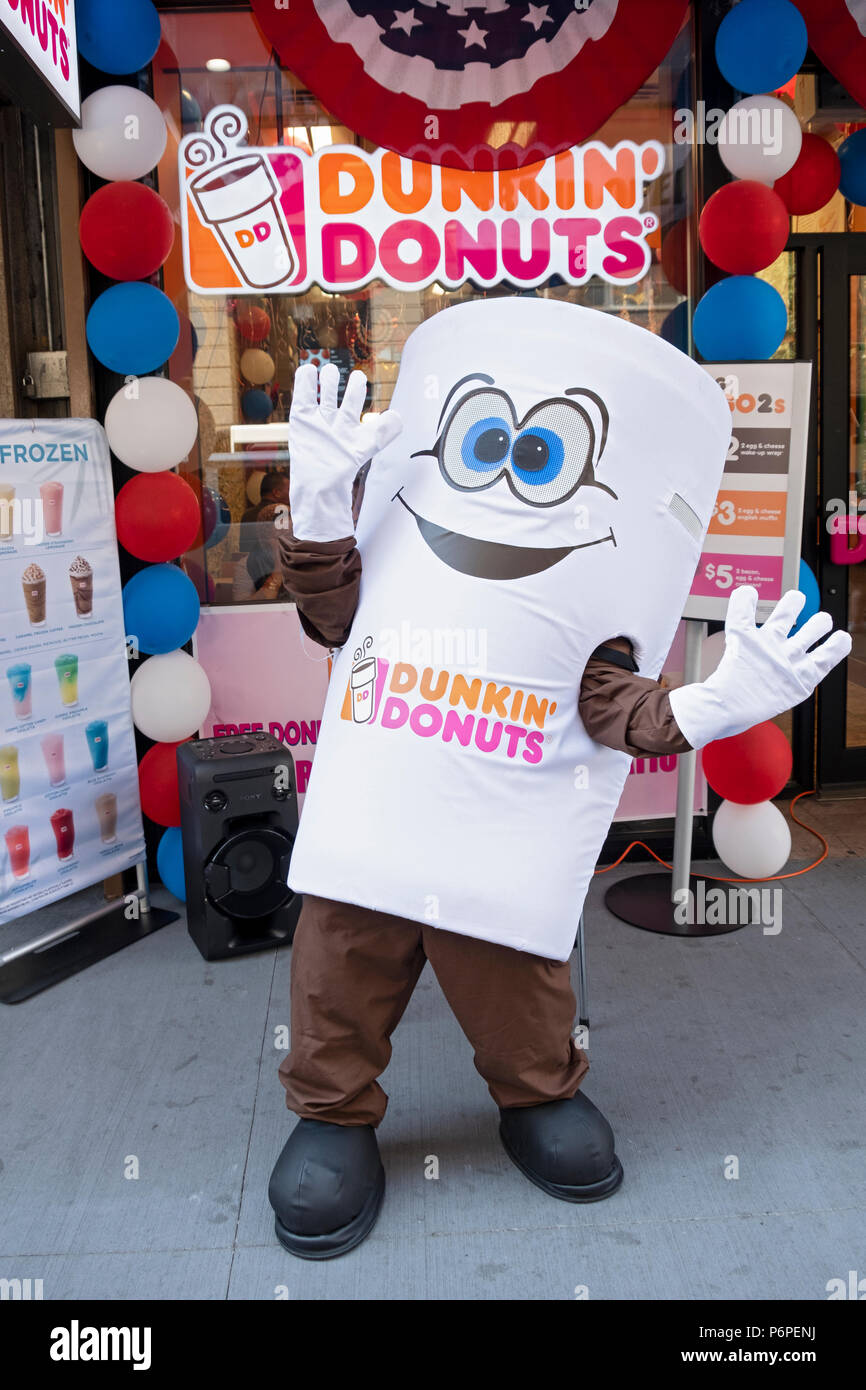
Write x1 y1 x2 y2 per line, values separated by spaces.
341 638 554 765
179 106 664 296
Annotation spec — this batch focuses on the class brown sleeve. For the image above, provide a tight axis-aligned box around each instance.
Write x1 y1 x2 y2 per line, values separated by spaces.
267 467 367 648
579 637 692 757
274 532 361 649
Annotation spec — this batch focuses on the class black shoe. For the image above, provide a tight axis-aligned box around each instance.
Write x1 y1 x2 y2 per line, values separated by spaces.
268 1118 385 1260
499 1092 624 1202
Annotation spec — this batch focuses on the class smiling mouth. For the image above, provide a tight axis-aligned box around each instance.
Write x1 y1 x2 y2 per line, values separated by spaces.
393 491 615 581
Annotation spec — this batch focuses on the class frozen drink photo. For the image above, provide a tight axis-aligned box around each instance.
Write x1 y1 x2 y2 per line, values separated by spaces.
69 555 93 617
95 791 117 843
85 719 109 771
39 480 63 536
0 482 15 540
50 807 75 860
41 733 65 786
5 824 30 878
7 663 31 720
0 745 19 801
54 653 78 706
22 562 46 626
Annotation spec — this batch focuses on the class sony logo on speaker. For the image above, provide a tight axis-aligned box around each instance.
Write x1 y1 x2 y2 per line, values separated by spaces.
239 791 263 801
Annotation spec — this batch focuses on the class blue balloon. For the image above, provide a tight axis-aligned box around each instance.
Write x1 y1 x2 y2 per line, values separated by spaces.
660 300 689 354
122 565 201 655
156 827 186 902
693 277 787 361
242 388 274 422
715 0 807 95
87 283 179 375
77 0 162 75
838 129 866 207
791 559 820 635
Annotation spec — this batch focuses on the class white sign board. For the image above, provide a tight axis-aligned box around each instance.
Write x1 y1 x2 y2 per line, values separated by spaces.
0 419 145 925
179 105 663 296
0 0 80 122
685 361 811 623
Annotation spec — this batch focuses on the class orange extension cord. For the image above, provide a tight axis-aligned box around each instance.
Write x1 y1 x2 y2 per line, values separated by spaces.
592 789 829 885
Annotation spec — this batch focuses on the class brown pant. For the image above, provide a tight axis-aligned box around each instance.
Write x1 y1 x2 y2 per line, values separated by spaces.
278 893 589 1126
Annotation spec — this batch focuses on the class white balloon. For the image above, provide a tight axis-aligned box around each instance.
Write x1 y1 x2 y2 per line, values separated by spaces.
717 96 802 184
130 651 211 742
246 469 266 505
105 377 198 472
700 630 727 680
73 87 168 181
712 799 791 879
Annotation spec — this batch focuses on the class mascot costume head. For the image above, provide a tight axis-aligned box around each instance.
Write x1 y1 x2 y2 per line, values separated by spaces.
289 297 732 961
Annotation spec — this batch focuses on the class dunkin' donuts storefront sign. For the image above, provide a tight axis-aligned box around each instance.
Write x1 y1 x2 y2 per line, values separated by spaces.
179 106 664 296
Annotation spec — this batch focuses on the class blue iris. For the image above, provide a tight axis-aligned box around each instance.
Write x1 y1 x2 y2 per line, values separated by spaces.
461 416 511 473
511 427 564 486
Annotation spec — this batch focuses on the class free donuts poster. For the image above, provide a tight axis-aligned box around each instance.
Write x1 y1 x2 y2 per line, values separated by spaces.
0 419 145 925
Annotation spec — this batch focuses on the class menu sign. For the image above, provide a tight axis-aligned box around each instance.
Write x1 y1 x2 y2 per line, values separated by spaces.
685 362 811 623
0 420 145 925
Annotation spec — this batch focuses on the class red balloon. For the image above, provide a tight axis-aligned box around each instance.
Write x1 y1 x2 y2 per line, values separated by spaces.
115 473 201 561
138 740 188 826
699 181 789 275
702 721 793 805
79 183 174 281
773 133 841 215
236 304 271 342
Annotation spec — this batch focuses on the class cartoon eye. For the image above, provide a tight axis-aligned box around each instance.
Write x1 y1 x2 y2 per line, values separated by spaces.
511 428 562 479
463 419 511 471
506 401 593 507
440 390 515 492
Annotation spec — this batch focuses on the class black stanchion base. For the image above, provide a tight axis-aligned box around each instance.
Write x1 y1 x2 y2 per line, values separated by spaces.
604 871 755 938
0 904 179 1003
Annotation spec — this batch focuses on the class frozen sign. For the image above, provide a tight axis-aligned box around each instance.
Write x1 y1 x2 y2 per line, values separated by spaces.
179 106 664 296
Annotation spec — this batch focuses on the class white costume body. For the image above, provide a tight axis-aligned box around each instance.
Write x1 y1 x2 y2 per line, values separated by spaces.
288 298 732 961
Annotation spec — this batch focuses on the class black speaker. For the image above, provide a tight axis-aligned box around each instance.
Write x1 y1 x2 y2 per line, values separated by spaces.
177 732 301 961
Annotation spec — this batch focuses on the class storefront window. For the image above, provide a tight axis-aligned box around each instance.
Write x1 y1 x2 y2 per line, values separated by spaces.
153 4 696 606
788 73 866 238
846 272 866 747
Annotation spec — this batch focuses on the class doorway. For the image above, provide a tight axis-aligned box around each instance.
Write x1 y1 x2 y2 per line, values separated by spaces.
803 234 866 789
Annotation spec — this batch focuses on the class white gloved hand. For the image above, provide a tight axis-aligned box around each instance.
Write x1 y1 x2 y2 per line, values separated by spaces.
668 585 852 751
288 362 402 542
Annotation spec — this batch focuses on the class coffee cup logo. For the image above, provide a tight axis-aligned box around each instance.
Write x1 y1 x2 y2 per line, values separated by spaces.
350 636 377 725
185 109 297 291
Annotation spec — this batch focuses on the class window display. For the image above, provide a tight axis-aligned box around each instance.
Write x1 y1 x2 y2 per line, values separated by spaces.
152 3 698 607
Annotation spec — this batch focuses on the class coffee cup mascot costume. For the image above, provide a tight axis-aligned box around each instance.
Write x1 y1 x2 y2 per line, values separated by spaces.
268 298 850 1260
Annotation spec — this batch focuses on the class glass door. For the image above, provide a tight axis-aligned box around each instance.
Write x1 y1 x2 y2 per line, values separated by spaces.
818 236 866 787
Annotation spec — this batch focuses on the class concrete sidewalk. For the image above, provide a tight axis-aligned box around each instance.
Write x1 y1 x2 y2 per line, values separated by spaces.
1 800 864 1300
